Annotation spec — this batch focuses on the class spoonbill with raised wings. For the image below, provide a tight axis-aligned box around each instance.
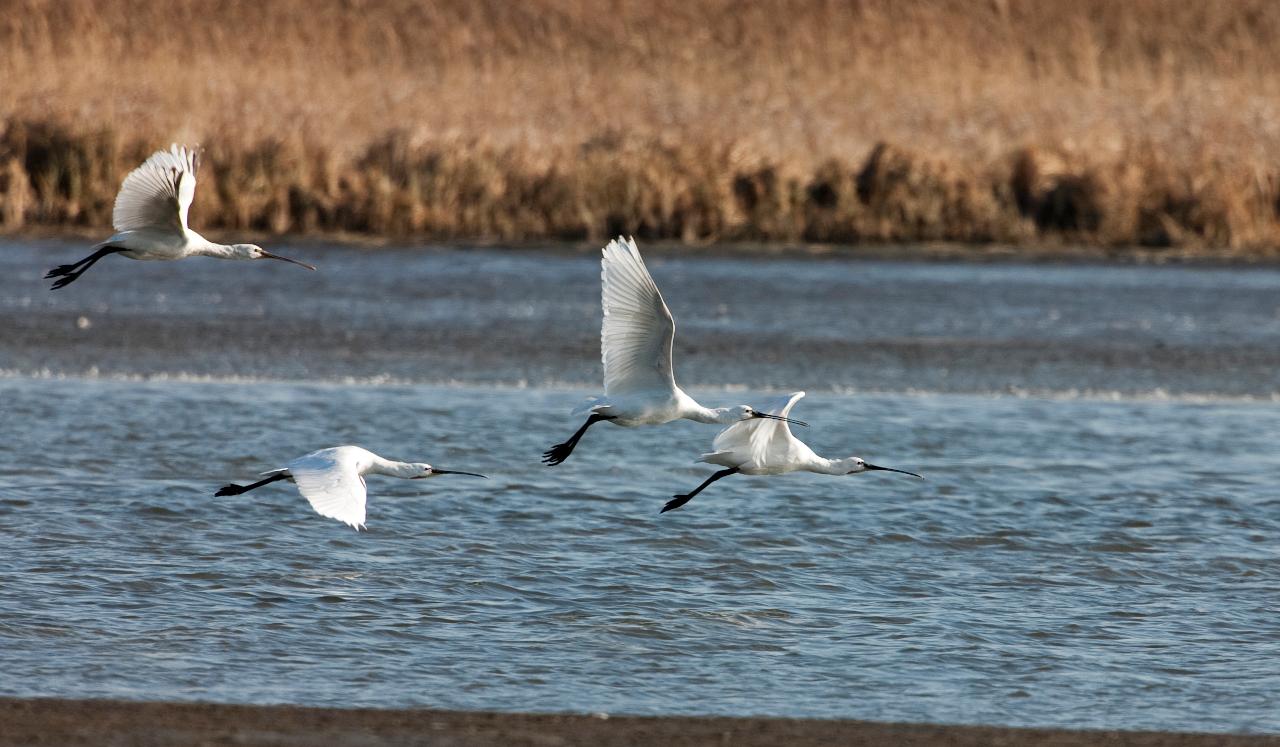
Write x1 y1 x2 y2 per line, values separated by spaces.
46 144 315 289
542 237 805 466
661 391 922 513
215 446 486 530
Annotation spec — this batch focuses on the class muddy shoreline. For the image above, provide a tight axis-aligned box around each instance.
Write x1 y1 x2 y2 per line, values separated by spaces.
2 698 1276 747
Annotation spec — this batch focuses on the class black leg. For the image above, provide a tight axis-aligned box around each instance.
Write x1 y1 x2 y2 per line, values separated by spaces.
215 471 290 497
661 467 740 513
44 250 101 276
46 246 124 290
542 413 614 466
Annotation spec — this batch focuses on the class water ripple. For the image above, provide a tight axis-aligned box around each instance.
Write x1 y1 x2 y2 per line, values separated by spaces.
4 379 1273 731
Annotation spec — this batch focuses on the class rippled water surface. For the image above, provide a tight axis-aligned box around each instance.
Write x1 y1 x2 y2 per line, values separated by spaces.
1 240 1279 732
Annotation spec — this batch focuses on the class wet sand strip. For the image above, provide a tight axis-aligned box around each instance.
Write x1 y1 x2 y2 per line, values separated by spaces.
2 698 1275 747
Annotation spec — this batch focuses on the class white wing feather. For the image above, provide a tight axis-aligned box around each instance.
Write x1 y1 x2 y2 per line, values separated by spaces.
112 144 199 234
287 449 367 530
702 391 807 469
600 237 677 395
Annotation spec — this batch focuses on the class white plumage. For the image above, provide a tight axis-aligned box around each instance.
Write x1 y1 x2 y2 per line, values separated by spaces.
600 236 676 395
662 392 922 513
112 144 200 236
286 448 372 530
543 237 804 466
45 144 315 289
215 445 486 530
700 392 814 475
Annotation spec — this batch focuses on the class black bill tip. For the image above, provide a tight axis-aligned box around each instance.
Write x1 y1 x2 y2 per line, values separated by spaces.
752 412 809 428
261 251 317 271
864 463 924 479
431 469 488 478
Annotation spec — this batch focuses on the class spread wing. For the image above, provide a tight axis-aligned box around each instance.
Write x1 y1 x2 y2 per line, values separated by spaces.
112 144 200 234
287 449 367 530
702 392 807 468
600 236 677 395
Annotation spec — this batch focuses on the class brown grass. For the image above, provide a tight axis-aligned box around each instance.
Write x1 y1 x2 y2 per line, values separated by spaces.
3 0 1280 252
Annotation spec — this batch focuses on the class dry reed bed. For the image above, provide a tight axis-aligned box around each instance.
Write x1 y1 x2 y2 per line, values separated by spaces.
3 0 1280 252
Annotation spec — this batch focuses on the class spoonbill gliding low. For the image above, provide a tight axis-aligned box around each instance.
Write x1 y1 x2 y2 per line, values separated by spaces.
661 391 922 513
215 445 486 530
542 236 805 466
45 144 315 290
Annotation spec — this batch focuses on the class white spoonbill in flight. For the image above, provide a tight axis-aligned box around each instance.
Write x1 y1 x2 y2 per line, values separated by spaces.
215 446 486 530
542 236 805 466
45 144 315 289
661 391 922 514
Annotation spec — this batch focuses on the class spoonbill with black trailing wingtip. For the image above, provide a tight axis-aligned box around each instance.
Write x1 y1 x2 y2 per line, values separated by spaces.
542 237 805 466
662 391 922 513
215 446 486 530
45 144 315 289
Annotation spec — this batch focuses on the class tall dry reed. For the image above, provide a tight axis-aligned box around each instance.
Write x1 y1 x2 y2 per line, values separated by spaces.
3 0 1280 251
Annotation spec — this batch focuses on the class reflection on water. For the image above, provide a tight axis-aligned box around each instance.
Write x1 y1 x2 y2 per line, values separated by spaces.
0 240 1279 733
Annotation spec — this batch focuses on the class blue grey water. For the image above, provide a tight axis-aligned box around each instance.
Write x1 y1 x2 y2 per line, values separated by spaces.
1 239 1279 733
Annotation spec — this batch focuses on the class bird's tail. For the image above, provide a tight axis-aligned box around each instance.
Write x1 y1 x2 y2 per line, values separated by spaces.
570 396 606 418
698 450 737 467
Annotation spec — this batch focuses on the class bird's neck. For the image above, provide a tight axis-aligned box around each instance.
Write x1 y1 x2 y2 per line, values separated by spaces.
809 456 851 475
671 389 725 424
369 457 419 478
687 405 732 424
675 390 724 424
188 233 238 259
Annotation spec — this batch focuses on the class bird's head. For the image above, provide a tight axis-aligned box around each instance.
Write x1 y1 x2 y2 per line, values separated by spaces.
232 243 316 270
724 405 808 427
407 463 437 479
408 463 488 479
841 456 923 478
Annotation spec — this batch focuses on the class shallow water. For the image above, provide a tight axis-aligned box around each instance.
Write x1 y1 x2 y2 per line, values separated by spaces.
1 240 1279 732
6 239 1280 396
